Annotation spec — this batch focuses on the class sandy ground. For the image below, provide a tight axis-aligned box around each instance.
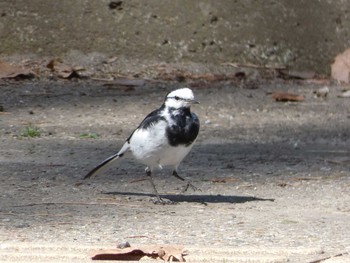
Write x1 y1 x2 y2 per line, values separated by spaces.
0 78 349 262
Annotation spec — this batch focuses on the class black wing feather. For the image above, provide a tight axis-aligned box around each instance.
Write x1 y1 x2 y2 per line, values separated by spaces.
126 104 166 142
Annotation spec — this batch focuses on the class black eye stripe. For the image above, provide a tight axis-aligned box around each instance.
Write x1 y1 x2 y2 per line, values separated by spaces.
167 96 191 101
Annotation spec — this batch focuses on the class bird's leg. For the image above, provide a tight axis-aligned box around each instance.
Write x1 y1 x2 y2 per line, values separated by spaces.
146 168 175 205
172 170 201 193
146 168 176 205
145 169 162 203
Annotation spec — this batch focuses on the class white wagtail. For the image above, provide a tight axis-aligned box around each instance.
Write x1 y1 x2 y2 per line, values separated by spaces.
84 88 200 203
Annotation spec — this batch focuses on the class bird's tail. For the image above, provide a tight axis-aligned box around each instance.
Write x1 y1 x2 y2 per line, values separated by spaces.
83 142 129 179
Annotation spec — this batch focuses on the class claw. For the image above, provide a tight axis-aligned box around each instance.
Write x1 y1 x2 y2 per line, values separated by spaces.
153 197 177 205
182 181 201 193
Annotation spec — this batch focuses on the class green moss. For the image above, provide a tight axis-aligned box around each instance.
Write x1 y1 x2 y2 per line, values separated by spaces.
21 124 41 138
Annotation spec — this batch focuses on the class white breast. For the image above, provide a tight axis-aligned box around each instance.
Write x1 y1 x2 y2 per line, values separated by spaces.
129 120 193 170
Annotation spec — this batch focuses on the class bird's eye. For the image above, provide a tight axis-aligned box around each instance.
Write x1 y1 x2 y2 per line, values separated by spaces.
174 96 180 100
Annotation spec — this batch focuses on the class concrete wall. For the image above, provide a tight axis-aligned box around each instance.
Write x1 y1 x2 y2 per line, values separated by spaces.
1 0 350 74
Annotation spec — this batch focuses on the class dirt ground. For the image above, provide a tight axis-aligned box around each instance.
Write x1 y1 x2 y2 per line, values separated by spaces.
0 76 349 262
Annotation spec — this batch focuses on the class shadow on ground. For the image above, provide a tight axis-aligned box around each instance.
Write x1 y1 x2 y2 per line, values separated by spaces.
103 191 275 204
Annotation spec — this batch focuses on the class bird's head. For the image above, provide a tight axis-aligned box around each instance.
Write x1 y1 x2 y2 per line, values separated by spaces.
164 88 199 109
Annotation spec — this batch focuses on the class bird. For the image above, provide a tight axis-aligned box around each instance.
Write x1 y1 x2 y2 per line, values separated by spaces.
84 87 200 204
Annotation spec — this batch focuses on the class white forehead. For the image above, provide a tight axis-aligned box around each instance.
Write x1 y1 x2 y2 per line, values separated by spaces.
167 88 194 100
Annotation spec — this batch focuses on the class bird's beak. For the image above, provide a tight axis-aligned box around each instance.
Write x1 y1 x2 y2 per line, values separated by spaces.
191 99 200 104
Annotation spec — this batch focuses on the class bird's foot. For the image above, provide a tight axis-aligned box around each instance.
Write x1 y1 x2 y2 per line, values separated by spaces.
181 181 201 193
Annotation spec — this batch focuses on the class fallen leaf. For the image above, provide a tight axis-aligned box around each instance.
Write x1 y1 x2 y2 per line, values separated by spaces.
0 60 35 79
91 245 186 261
331 48 350 83
270 91 305 102
47 58 82 79
338 89 350 98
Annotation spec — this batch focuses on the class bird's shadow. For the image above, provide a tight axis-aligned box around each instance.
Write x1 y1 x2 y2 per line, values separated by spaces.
103 191 275 204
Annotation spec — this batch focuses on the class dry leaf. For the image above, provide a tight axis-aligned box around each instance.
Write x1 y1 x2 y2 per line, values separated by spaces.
0 60 35 79
46 58 57 70
331 48 350 83
270 91 305 102
91 245 186 261
47 58 82 79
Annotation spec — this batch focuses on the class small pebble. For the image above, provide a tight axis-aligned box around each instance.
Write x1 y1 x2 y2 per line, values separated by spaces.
117 241 131 249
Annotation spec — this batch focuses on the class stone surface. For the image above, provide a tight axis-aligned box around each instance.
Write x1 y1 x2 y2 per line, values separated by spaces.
0 0 350 74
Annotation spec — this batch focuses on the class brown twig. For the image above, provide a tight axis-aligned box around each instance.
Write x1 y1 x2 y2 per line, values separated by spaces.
222 62 287 70
309 252 349 263
129 177 148 184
